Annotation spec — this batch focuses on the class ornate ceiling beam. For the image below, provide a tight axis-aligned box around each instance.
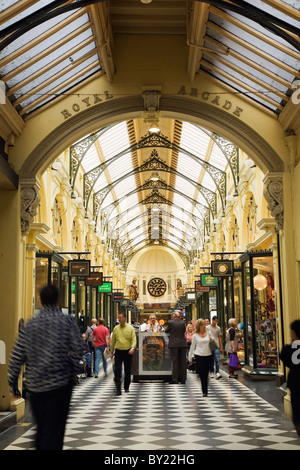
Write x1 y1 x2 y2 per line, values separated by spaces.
102 190 203 239
119 217 190 252
90 149 217 218
94 173 209 224
83 131 226 212
101 188 206 235
117 209 197 240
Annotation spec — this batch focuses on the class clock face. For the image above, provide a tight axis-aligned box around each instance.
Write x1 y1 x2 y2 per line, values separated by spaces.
147 277 167 297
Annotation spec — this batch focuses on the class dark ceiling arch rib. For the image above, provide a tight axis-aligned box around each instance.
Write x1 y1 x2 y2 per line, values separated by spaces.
81 129 227 214
90 152 217 219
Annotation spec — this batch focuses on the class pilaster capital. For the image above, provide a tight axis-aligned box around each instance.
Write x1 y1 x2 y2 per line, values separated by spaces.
263 172 283 232
26 243 39 253
284 133 300 171
20 178 41 236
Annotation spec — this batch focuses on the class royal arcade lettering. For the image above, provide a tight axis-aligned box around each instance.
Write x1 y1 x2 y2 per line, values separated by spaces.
60 85 244 120
61 91 114 119
177 85 244 117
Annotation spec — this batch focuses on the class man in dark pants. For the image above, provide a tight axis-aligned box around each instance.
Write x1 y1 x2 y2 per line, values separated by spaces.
166 311 187 384
8 284 84 450
110 312 136 395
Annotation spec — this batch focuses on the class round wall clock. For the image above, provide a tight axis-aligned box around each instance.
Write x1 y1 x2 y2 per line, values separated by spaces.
147 277 167 297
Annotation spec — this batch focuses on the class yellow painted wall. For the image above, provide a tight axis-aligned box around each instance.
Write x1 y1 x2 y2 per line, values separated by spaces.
0 190 24 411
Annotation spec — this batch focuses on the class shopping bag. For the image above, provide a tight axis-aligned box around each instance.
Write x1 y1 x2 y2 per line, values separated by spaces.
229 353 239 370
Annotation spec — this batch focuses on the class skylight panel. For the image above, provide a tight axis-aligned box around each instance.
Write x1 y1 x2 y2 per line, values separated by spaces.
242 0 299 34
102 192 114 209
98 121 130 161
81 145 98 173
1 9 83 60
210 144 228 171
174 174 198 199
208 9 299 69
205 26 296 81
176 153 202 182
0 0 19 11
201 172 217 192
173 193 195 214
16 57 99 110
5 33 96 88
106 153 133 181
180 122 212 158
113 175 136 200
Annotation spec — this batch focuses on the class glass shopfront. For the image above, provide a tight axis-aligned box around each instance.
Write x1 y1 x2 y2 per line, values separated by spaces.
241 251 278 376
35 252 64 313
69 279 113 331
233 270 245 364
35 254 116 331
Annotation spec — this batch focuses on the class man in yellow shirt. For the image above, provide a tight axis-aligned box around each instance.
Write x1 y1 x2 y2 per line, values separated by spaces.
110 312 136 395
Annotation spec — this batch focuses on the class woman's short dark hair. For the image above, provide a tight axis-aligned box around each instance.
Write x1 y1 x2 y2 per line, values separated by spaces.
40 284 59 306
291 319 300 339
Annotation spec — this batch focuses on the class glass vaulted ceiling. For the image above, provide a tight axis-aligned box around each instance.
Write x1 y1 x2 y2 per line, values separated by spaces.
201 0 300 114
0 0 102 117
72 120 235 264
0 1 299 119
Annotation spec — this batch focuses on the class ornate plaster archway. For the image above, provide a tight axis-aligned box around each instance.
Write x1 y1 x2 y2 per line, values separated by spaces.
19 94 284 235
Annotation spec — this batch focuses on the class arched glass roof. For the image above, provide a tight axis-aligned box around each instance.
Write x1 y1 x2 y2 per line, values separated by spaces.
0 1 298 118
70 118 238 267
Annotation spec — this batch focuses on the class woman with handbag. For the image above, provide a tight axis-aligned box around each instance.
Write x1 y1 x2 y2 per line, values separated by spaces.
225 318 239 378
188 319 213 396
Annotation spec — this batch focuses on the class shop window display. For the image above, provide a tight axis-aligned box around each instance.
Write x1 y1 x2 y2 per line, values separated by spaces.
241 251 278 373
233 272 245 364
253 259 277 369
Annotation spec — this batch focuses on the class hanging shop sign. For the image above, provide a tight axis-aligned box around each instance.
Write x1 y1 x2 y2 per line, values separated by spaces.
201 274 218 286
112 292 124 302
85 272 103 286
98 282 112 293
211 260 234 277
195 281 209 292
186 292 196 302
68 259 90 277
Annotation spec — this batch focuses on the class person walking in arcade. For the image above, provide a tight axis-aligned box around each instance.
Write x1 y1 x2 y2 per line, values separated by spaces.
7 284 84 450
110 312 136 395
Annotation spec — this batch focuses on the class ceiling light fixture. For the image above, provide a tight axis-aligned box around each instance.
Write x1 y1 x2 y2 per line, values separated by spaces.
141 0 152 4
150 172 159 181
149 120 160 133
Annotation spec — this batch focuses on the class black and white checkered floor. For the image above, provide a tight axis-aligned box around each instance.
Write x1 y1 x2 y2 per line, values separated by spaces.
3 364 300 451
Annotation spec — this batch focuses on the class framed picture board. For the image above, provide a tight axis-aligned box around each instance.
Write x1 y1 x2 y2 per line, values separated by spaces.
211 260 234 277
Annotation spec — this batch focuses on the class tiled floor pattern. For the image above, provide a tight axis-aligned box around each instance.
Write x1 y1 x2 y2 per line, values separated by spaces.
3 366 300 451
